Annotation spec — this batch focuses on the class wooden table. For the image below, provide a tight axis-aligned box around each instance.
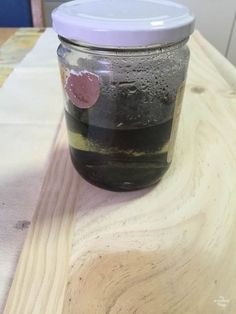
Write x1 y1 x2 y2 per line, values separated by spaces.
0 28 58 312
1 28 236 314
0 28 16 45
0 28 44 86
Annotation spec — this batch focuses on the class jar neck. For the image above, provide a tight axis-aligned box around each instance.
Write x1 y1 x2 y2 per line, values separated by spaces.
58 35 189 55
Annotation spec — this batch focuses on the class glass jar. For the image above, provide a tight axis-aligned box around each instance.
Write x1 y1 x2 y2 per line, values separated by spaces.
52 0 195 191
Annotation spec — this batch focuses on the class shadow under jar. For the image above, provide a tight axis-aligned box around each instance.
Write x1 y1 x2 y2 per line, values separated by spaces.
52 0 195 191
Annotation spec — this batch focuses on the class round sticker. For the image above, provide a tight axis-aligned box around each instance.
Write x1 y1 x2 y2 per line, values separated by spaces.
65 70 100 109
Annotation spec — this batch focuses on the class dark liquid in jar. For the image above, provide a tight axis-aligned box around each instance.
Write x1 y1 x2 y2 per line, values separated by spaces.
65 105 173 191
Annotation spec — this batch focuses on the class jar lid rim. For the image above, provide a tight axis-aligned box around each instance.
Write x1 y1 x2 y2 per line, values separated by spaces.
52 0 195 48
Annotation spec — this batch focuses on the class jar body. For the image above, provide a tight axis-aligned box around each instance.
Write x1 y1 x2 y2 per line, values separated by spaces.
57 39 190 191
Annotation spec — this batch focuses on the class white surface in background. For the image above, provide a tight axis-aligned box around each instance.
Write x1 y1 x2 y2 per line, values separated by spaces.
0 28 62 312
172 0 236 58
228 14 236 66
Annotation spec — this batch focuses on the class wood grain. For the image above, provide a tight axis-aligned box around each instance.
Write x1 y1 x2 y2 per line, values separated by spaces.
4 32 236 314
0 29 16 46
4 119 80 314
194 31 236 90
0 28 43 86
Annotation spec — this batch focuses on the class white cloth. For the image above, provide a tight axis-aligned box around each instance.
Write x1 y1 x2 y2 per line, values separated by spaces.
0 29 62 311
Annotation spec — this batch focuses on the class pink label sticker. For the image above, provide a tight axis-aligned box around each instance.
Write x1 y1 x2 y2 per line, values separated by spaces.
65 70 100 109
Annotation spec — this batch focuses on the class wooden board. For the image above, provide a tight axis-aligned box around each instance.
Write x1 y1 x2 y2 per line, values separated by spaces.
4 32 236 314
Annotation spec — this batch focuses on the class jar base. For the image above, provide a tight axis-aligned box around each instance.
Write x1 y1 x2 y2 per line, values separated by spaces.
70 148 170 192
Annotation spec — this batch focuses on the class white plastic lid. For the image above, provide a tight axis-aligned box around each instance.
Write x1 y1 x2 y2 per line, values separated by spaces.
52 0 195 48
